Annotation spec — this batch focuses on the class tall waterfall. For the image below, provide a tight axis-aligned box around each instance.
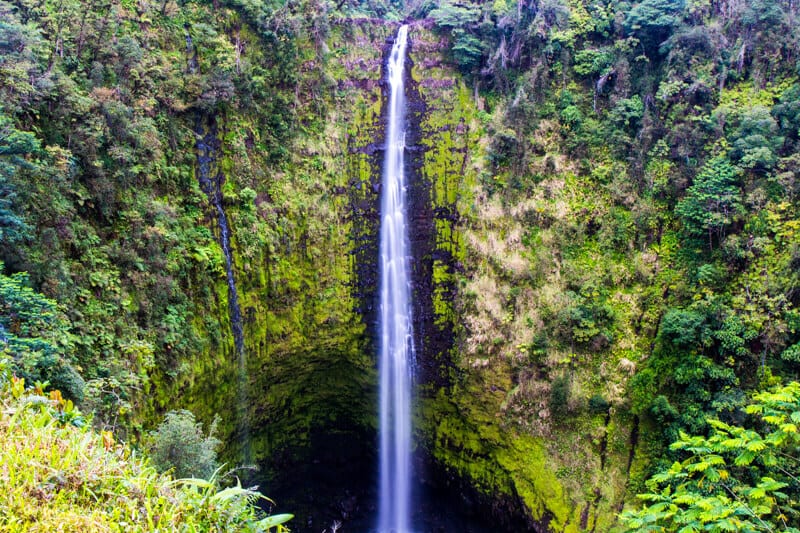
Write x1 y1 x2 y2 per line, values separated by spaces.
378 24 415 533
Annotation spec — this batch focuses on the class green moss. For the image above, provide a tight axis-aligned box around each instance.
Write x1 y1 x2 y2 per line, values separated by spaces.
419 382 584 531
495 436 575 529
406 23 647 531
129 19 394 477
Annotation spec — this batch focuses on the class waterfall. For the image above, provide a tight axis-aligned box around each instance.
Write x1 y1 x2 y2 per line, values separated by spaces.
378 24 414 533
194 116 250 464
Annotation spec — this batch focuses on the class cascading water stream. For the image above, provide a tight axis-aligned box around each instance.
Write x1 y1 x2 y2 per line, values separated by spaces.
194 117 250 465
378 24 414 533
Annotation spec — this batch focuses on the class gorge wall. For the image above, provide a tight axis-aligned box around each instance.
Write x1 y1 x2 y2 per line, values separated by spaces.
148 13 633 529
12 1 800 532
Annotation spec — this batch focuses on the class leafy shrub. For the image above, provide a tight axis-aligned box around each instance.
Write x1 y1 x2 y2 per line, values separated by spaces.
0 112 36 245
550 374 571 419
608 95 644 134
0 365 291 532
572 48 614 78
429 1 481 29
429 1 484 72
649 394 678 426
0 266 83 401
621 382 800 532
624 0 685 54
559 105 583 129
560 286 616 349
451 29 484 72
588 394 611 415
675 156 743 248
149 409 221 479
781 343 800 363
488 129 520 170
658 307 708 350
729 106 783 172
773 84 800 140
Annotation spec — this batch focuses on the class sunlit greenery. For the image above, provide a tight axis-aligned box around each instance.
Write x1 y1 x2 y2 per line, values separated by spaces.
0 360 291 532
621 382 800 532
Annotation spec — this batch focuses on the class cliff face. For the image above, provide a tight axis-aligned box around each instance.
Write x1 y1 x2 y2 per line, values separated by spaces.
7 0 800 530
177 18 394 521
167 16 631 530
0 2 638 530
405 22 635 533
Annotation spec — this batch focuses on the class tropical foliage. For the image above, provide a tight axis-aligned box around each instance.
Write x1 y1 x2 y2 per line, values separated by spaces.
621 382 800 531
149 409 222 480
1 0 800 527
0 360 291 532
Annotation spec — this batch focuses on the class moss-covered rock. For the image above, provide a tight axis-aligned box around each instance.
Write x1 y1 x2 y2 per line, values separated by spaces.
407 20 637 532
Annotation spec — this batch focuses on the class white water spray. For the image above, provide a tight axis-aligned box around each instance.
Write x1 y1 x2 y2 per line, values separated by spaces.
378 24 414 533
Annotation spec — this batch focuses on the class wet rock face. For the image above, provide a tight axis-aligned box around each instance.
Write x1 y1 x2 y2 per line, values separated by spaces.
194 113 245 359
347 22 466 387
403 38 443 387
426 456 551 533
400 27 541 533
346 36 391 348
347 143 382 336
347 26 458 387
404 26 465 391
308 22 588 533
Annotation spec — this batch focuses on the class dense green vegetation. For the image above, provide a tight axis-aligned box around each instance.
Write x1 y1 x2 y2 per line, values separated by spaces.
148 408 222 480
621 382 800 532
409 0 800 528
0 0 380 455
0 360 291 532
2 0 800 529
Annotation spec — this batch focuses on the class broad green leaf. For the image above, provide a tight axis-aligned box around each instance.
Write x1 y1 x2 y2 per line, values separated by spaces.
257 513 294 528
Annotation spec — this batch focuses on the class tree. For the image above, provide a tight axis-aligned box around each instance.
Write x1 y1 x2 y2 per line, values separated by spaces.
572 48 615 78
0 111 35 244
0 2 50 112
729 107 783 173
624 0 686 56
149 409 221 479
429 1 481 29
676 156 742 249
451 28 484 72
429 1 485 73
774 85 800 143
0 264 83 400
621 381 800 532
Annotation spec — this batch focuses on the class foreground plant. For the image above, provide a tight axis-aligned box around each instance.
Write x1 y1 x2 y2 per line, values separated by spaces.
621 381 800 532
0 359 291 532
